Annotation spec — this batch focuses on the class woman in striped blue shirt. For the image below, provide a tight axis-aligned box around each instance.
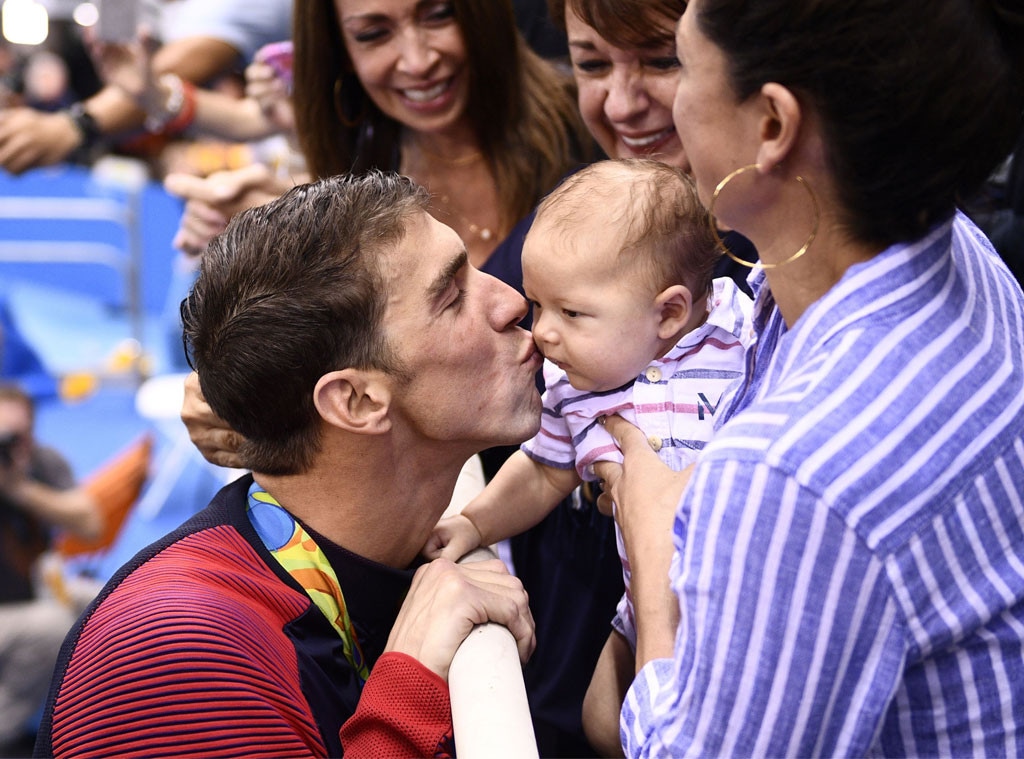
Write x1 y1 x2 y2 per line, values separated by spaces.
596 0 1024 755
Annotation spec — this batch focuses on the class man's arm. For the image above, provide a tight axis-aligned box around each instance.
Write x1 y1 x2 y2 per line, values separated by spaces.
0 89 141 176
339 652 454 759
44 550 534 758
95 33 282 144
341 558 535 758
45 586 332 758
152 36 241 84
0 444 101 541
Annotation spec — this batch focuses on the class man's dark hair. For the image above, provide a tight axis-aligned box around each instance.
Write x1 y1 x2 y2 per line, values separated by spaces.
181 172 430 475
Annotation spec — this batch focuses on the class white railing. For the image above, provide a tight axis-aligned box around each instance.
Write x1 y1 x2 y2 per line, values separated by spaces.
445 456 539 759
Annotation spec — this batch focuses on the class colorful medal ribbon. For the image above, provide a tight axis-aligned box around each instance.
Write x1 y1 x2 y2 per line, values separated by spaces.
246 482 370 685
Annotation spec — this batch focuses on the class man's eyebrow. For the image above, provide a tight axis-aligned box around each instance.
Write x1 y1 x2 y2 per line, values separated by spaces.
426 249 468 304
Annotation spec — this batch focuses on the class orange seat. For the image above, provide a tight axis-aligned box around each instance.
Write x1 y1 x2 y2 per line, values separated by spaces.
55 433 153 557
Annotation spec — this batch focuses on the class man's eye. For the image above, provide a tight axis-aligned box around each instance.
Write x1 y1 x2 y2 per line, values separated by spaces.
448 288 466 309
563 309 579 318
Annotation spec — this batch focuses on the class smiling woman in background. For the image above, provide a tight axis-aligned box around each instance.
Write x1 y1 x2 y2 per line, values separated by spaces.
555 0 685 168
167 0 589 269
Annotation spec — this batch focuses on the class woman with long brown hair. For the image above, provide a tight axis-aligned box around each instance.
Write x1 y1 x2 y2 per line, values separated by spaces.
167 0 589 270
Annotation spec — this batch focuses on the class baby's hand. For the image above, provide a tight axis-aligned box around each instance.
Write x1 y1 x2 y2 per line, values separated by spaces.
422 514 483 561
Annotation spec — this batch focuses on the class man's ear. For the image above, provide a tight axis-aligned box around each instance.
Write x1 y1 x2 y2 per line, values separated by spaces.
313 369 392 435
654 284 693 339
755 82 802 171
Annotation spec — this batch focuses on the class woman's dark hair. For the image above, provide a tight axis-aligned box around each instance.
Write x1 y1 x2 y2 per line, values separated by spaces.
697 0 1024 248
293 0 590 235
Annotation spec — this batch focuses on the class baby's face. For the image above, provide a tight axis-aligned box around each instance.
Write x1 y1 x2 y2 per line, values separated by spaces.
522 219 667 392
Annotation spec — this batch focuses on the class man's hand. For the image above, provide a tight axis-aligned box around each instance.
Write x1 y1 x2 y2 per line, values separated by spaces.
0 108 82 174
385 558 535 680
180 372 246 469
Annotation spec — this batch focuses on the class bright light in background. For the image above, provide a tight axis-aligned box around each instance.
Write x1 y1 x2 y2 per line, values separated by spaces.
72 1 97 27
2 0 49 44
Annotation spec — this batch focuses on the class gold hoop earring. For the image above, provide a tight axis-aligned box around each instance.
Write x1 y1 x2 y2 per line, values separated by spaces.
708 163 821 270
334 74 367 128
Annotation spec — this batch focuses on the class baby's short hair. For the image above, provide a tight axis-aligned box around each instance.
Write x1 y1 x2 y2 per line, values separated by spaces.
534 159 719 297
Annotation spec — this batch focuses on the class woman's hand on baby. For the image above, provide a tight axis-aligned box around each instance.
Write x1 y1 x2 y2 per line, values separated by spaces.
594 415 690 665
592 414 692 555
423 514 483 561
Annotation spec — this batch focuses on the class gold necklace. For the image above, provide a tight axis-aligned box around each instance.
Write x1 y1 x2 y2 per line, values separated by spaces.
418 145 484 168
404 139 498 244
432 190 495 242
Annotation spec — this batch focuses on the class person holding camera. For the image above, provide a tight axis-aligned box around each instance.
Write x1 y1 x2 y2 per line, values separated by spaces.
0 384 101 755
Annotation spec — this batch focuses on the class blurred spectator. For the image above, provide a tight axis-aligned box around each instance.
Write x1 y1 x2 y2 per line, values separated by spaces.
21 51 73 112
0 384 101 756
94 29 304 369
967 129 1024 285
0 0 291 175
96 34 301 181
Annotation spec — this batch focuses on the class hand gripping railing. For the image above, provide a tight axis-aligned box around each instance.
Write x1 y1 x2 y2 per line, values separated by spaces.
444 457 539 759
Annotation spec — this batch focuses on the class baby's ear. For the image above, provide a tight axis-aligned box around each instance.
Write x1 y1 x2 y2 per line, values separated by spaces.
654 284 694 339
313 369 393 435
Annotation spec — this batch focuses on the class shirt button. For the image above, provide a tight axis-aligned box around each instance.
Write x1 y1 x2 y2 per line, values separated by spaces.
645 366 662 382
647 435 662 451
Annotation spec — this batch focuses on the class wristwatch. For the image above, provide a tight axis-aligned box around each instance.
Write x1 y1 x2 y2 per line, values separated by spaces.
64 102 103 161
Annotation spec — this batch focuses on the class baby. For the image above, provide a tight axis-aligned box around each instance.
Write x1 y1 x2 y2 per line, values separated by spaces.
425 158 753 725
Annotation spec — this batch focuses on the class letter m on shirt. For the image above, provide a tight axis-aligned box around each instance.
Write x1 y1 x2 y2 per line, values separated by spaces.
697 393 720 421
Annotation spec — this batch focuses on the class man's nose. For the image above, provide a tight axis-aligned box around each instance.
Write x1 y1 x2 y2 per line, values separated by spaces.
489 277 529 331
